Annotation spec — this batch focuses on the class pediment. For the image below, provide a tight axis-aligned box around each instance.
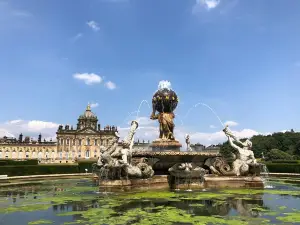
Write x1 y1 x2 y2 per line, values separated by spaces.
76 128 99 134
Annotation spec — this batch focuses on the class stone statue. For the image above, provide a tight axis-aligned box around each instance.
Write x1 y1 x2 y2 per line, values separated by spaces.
204 126 261 176
168 163 207 178
150 112 175 140
223 126 257 176
93 120 154 180
185 134 192 151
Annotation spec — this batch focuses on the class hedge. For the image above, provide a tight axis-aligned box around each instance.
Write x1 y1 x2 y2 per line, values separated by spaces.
0 159 38 166
77 160 97 173
265 163 300 174
270 160 300 164
0 165 79 176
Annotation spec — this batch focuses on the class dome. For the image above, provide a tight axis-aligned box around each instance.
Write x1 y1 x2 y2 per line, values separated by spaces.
81 104 97 119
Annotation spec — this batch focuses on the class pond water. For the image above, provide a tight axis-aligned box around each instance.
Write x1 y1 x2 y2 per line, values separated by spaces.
0 178 300 225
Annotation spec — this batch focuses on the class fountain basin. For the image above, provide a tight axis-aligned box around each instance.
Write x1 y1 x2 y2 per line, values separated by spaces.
132 151 219 175
97 175 264 191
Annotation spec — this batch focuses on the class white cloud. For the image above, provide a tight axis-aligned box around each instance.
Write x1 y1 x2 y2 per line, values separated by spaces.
71 33 83 42
87 21 100 32
193 0 221 13
105 81 117 90
135 117 155 126
11 10 32 17
209 125 216 129
7 119 23 125
224 120 239 127
90 103 99 108
26 121 58 132
73 73 102 85
0 120 59 141
0 128 15 137
117 116 267 147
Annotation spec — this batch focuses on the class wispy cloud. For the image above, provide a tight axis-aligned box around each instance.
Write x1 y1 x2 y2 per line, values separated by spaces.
0 1 32 21
11 10 32 17
193 0 221 13
118 117 269 146
90 103 99 108
224 120 239 127
105 81 117 90
71 33 83 43
209 125 216 129
73 73 103 85
87 21 100 32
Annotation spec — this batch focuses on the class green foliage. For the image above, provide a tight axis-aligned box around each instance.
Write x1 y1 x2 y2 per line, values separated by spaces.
0 159 38 166
220 130 300 159
219 141 237 162
0 165 79 176
265 149 294 161
271 160 300 164
265 163 300 173
77 159 97 173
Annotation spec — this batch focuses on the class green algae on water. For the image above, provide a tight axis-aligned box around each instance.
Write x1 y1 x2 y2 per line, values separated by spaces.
28 219 53 225
0 204 52 214
276 211 300 223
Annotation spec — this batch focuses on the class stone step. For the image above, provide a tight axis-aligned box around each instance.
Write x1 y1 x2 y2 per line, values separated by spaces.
0 175 8 179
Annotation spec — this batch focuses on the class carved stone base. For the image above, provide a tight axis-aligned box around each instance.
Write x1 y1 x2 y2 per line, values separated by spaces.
97 175 264 191
204 175 264 188
151 139 182 151
168 175 264 190
98 175 169 192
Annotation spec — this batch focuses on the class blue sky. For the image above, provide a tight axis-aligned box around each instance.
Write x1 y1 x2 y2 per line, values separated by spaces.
0 0 299 145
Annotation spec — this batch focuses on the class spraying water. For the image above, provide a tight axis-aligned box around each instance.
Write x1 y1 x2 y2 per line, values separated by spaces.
136 100 151 119
174 113 184 126
261 164 273 189
184 102 225 127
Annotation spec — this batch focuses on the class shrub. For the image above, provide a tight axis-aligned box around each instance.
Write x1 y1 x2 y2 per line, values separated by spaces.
0 159 38 166
265 163 300 173
0 165 79 176
271 160 299 164
77 160 97 173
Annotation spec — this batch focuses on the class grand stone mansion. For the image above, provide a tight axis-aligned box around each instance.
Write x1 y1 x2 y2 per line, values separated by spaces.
0 105 219 163
0 104 151 163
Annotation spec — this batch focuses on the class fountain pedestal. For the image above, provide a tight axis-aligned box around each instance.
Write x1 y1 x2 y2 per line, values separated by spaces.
151 139 182 151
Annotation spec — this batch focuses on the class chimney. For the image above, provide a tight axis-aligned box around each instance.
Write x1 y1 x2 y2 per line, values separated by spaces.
19 133 23 142
38 134 42 143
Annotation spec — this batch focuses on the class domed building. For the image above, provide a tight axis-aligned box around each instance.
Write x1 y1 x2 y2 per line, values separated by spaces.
56 104 118 162
0 104 119 163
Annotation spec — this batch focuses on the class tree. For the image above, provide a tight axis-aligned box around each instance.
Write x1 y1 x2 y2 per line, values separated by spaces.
265 149 293 161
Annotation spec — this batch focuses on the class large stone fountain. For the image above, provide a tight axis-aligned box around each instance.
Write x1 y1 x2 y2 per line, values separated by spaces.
93 80 265 190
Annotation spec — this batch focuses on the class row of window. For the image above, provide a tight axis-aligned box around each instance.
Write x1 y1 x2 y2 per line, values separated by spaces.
0 150 95 159
58 138 110 146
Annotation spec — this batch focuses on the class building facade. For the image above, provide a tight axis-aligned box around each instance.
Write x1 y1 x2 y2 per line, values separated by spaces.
0 104 118 163
0 105 220 162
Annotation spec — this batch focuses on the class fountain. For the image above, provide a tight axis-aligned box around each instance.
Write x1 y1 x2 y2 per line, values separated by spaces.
93 80 264 190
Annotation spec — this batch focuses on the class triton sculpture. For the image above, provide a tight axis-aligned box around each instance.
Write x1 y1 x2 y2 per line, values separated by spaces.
93 120 154 180
204 125 261 176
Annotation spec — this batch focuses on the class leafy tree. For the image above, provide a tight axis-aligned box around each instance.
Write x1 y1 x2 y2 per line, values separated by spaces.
265 149 293 161
220 130 300 159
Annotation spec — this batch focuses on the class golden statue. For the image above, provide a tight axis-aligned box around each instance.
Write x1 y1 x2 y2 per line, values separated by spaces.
150 112 175 140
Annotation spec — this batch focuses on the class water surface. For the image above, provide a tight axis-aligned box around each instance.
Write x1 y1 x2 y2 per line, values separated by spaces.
0 178 300 225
